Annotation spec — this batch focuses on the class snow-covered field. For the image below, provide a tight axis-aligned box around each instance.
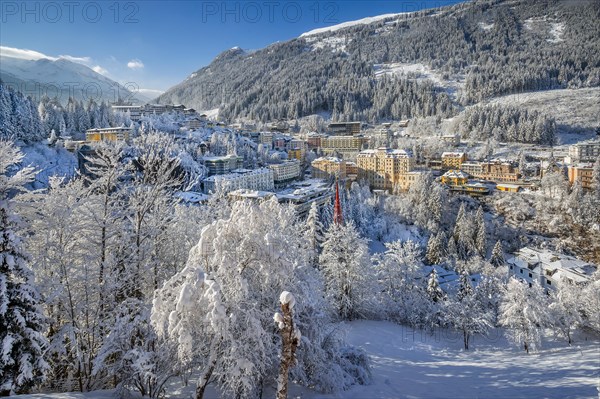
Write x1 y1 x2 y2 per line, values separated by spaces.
17 321 600 399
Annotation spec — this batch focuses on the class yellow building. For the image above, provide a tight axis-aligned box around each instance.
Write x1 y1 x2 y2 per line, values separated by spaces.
320 135 369 159
441 152 467 169
496 183 521 192
86 127 131 142
356 147 415 191
311 157 346 180
441 170 469 186
287 148 304 161
568 164 594 189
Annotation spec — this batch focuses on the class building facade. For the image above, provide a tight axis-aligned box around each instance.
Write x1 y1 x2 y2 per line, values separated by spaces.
203 155 244 176
203 168 274 194
320 136 369 160
328 122 361 136
311 157 347 180
568 140 600 163
86 127 131 142
269 160 301 185
441 152 467 169
568 164 594 189
356 147 415 191
507 247 596 290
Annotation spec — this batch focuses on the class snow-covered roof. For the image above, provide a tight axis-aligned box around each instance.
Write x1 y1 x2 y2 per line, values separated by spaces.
442 170 468 179
507 247 596 283
441 152 465 157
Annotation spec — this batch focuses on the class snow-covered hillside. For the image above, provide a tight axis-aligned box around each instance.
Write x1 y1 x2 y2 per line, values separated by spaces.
0 56 149 104
300 13 410 37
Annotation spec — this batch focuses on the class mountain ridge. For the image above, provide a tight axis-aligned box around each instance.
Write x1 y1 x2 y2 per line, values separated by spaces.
155 0 600 124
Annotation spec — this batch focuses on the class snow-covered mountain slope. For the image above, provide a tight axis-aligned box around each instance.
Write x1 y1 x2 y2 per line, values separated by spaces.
0 56 149 104
156 0 600 126
300 13 409 37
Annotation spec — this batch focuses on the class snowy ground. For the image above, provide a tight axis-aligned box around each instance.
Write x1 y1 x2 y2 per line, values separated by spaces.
17 321 600 399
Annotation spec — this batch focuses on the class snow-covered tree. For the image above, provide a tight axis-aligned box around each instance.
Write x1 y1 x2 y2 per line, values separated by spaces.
320 222 375 320
445 271 492 350
499 278 550 353
426 231 446 265
305 201 325 266
426 269 446 303
0 141 49 395
153 200 370 397
490 240 505 267
549 279 583 345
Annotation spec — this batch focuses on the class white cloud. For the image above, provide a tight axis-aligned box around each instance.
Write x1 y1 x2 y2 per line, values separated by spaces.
127 59 144 69
92 65 109 75
58 55 92 65
0 45 56 61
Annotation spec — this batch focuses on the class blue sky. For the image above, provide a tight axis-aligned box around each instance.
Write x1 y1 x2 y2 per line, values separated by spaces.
1 0 463 96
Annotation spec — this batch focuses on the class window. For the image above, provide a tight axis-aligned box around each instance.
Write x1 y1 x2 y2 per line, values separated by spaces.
510 265 513 269
520 269 523 274
547 280 552 285
529 283 532 288
529 273 532 278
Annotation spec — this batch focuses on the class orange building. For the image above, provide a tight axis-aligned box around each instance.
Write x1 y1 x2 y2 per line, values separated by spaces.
568 164 594 189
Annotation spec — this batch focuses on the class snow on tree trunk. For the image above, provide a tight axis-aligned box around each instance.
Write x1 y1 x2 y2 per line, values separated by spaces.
275 291 300 399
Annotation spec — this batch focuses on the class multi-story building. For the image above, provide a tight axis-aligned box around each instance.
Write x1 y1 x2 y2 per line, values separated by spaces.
460 162 483 177
568 140 600 163
395 171 425 191
507 247 596 290
86 127 131 142
441 170 469 186
306 133 325 150
203 168 274 194
345 161 358 179
311 157 346 180
441 152 467 169
277 180 333 217
185 117 202 130
320 135 369 160
356 147 415 191
203 155 243 176
111 105 142 121
259 132 274 148
287 148 304 161
328 122 361 136
460 160 520 182
269 160 301 186
568 164 595 189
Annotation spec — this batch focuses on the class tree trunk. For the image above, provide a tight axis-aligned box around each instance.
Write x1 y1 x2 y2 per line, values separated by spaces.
463 330 469 350
276 302 299 399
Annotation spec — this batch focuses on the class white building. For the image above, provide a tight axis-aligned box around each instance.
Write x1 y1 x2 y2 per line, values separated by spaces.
203 168 274 194
111 105 142 121
507 247 596 290
568 140 600 163
269 160 301 185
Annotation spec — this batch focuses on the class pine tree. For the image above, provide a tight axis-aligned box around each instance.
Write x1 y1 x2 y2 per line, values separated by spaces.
425 231 446 265
490 240 505 267
426 269 445 303
0 141 49 395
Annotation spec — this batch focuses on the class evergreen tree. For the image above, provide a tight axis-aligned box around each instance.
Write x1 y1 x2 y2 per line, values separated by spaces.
0 141 49 395
490 240 505 267
426 269 445 303
474 205 486 258
319 222 374 320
